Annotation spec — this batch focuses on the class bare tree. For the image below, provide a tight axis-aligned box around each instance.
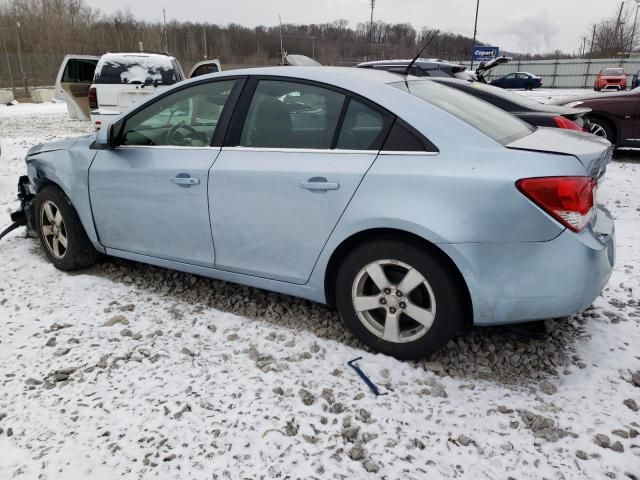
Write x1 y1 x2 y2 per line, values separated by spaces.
587 1 639 58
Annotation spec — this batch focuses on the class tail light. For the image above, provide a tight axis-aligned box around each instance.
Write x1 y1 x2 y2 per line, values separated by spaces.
88 87 98 110
516 177 596 232
553 116 583 131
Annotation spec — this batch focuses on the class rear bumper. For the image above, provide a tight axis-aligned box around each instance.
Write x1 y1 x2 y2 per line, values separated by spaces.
442 205 615 326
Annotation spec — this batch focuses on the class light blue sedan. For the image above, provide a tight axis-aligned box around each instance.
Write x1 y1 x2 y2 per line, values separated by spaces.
12 67 615 359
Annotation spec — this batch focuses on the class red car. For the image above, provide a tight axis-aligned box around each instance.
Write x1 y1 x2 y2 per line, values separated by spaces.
594 68 627 91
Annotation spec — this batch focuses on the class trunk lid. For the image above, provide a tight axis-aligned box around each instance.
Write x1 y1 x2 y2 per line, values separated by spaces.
508 127 613 179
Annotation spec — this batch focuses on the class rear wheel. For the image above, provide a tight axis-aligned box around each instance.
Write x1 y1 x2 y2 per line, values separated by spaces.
35 186 98 271
335 239 466 359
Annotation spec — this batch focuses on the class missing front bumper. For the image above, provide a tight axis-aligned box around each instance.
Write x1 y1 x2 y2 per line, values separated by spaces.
0 176 36 241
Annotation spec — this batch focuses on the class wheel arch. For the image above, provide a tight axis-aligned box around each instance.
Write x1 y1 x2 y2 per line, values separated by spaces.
586 113 618 143
323 228 473 327
28 165 105 253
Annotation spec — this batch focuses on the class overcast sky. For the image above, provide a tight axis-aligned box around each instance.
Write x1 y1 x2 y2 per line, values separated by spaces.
85 0 619 54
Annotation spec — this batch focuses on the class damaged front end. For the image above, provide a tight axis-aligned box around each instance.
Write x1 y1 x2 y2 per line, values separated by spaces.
0 176 36 241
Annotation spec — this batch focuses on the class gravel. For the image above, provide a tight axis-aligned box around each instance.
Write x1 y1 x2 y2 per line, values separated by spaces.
594 434 611 449
623 399 638 411
94 257 587 384
2 101 640 480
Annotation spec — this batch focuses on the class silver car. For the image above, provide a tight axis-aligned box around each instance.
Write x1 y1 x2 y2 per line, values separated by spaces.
11 67 614 359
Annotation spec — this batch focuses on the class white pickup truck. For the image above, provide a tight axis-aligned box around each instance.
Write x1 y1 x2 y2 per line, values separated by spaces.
55 53 222 129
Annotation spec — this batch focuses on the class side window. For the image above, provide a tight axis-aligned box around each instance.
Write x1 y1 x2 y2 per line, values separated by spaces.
62 59 97 83
382 119 438 153
193 64 219 77
121 80 236 147
336 99 386 150
239 80 345 149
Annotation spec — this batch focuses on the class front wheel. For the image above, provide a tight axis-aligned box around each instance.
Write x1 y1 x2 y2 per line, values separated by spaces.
35 186 98 271
335 239 466 359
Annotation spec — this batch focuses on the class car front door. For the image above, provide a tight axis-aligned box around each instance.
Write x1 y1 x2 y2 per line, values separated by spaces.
89 78 242 267
209 78 392 284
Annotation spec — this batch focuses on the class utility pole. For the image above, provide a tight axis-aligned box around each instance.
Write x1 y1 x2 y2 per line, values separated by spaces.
470 0 480 70
162 8 168 53
614 1 625 57
369 0 375 44
203 24 208 59
310 36 316 60
589 24 596 57
15 21 27 97
629 0 640 56
279 15 284 65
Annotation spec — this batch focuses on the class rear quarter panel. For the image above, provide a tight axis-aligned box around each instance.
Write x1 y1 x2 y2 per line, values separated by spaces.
309 140 586 300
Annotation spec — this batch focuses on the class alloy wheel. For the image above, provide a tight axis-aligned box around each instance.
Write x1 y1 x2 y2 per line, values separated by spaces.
351 259 436 344
40 200 68 259
590 123 608 138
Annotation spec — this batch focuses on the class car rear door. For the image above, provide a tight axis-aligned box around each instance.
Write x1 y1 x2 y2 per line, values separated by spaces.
89 78 243 267
209 77 392 284
54 54 99 120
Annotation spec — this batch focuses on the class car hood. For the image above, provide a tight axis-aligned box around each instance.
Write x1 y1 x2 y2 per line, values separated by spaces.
27 135 96 157
508 127 613 179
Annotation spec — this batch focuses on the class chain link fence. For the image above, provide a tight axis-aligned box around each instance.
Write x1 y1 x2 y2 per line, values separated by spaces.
4 53 640 99
1 52 64 97
460 57 640 88
0 53 267 99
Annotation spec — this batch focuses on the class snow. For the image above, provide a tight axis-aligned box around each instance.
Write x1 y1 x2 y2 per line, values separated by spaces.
94 54 176 85
0 99 639 479
518 88 603 104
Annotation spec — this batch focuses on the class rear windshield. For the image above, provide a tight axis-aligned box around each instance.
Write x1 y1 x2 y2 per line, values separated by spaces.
94 55 181 85
390 80 533 145
459 81 546 108
602 68 624 76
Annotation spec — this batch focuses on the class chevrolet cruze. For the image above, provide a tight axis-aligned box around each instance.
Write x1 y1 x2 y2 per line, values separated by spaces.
11 67 615 359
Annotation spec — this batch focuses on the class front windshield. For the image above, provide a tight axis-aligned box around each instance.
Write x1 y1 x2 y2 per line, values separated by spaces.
602 68 624 76
391 80 533 145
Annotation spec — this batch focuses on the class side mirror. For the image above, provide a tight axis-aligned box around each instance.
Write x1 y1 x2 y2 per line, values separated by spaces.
94 120 123 149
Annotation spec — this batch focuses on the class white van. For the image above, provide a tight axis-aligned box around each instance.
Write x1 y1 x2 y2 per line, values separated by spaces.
55 53 221 128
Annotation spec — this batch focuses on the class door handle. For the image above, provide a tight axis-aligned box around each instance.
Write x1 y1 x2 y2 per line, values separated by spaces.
301 177 339 191
171 176 200 186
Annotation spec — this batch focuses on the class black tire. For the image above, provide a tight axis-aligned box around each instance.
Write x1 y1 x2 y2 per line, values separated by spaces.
335 239 466 360
587 116 615 144
35 185 98 271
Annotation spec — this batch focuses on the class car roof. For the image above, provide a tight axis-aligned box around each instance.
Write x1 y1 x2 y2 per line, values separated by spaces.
193 66 416 88
102 52 176 60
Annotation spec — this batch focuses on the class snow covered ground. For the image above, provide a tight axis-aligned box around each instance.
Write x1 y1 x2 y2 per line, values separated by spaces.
0 99 639 479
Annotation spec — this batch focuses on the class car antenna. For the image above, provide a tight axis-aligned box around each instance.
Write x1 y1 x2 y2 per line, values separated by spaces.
403 29 440 76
